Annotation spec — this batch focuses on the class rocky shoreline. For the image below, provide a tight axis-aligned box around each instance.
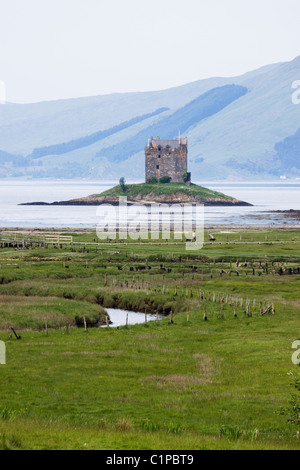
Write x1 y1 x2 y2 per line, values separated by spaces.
271 209 300 220
20 194 252 207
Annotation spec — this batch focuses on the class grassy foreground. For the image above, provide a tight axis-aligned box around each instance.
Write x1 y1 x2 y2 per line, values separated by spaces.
0 228 300 450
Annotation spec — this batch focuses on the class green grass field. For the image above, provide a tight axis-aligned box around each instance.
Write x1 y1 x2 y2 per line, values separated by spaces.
1 228 300 450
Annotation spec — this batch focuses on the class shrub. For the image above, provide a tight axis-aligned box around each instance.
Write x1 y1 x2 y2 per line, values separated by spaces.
159 176 171 184
146 177 158 184
119 177 126 192
182 171 188 183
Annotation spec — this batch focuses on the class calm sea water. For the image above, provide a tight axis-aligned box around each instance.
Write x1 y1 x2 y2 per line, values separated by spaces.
0 179 300 228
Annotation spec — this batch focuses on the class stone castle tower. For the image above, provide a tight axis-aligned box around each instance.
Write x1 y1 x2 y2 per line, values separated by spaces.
145 136 190 184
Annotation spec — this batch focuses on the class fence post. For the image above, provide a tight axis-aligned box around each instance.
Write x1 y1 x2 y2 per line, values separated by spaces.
203 304 207 321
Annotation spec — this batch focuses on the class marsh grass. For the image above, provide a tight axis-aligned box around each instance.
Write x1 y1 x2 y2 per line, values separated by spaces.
0 294 106 330
0 229 300 449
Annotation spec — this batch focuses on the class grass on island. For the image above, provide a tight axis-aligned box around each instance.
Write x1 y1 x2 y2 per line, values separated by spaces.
0 228 300 449
93 182 235 201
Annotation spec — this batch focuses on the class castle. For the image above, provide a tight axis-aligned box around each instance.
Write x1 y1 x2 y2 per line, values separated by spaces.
145 136 191 184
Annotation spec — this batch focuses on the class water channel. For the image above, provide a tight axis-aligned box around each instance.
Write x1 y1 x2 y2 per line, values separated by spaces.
102 308 163 328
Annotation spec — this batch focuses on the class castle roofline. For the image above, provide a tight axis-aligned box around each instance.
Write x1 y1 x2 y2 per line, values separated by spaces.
146 136 187 149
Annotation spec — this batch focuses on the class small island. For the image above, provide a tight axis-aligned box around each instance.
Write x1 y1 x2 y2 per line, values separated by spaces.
21 136 252 207
21 181 251 206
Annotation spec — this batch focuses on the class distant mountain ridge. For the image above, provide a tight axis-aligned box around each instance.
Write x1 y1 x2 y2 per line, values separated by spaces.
0 55 300 180
275 127 300 171
96 85 248 163
28 107 169 160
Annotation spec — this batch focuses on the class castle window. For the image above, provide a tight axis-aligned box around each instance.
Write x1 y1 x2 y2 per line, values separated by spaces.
156 165 159 170
158 155 161 159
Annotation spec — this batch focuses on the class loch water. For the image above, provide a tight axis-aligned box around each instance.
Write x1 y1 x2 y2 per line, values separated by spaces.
0 179 300 228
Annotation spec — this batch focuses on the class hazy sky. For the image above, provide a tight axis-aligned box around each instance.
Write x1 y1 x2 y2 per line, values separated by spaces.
1 0 300 103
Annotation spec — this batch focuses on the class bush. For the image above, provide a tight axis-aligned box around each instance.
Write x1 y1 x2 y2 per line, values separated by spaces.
119 177 126 192
159 176 171 184
146 177 158 184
